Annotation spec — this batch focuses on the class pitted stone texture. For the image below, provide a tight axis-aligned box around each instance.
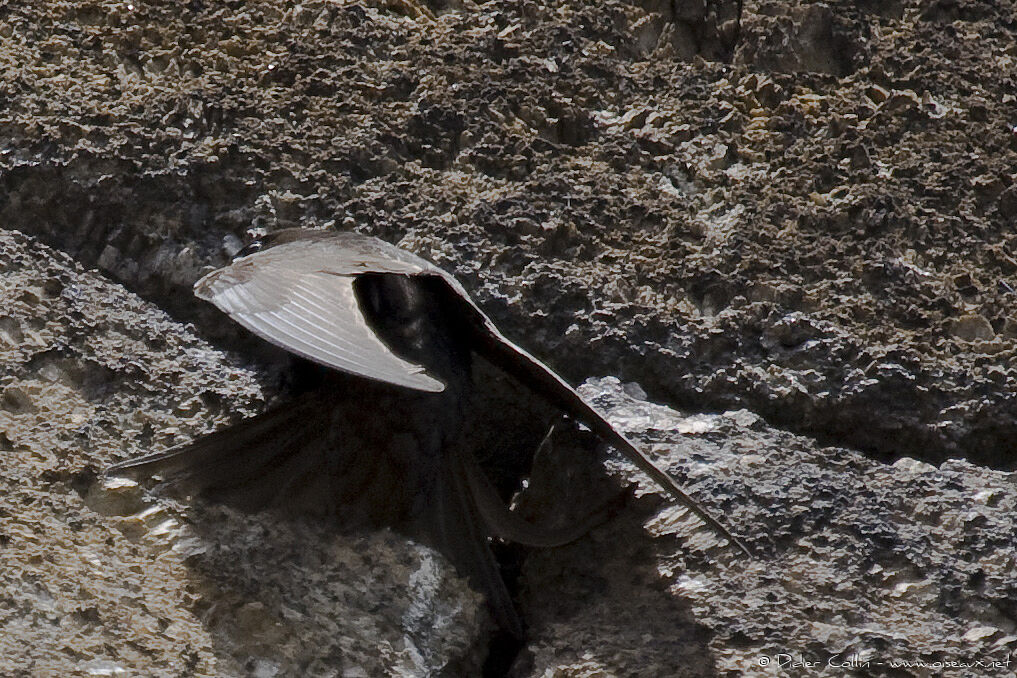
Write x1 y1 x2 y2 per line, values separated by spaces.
0 230 486 676
3 1 1017 467
514 378 1017 677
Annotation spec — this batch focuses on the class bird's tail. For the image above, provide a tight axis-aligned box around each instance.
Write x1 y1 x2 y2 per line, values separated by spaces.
425 439 624 639
424 447 524 638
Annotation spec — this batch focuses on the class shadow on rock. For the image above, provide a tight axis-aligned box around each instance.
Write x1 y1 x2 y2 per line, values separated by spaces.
510 425 720 677
177 503 489 677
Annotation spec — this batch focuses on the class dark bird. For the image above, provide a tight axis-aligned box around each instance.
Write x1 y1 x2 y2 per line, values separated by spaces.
108 227 746 637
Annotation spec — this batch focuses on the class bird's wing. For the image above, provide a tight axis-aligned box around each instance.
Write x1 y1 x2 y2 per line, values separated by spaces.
194 238 445 392
436 279 751 556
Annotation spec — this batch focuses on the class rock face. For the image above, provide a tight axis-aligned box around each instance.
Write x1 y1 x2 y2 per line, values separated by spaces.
518 379 1017 676
0 232 488 676
2 0 1017 675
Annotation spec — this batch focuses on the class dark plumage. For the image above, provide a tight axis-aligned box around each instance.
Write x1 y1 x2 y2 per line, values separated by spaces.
109 228 746 636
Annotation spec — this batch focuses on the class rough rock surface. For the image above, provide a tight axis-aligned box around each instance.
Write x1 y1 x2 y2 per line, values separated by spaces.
0 232 487 676
517 379 1017 676
2 0 1016 467
2 0 1017 675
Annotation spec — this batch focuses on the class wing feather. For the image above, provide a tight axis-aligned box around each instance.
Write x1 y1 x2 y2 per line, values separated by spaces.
195 240 445 392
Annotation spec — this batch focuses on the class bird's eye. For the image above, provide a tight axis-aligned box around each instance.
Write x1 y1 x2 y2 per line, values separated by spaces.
234 241 263 259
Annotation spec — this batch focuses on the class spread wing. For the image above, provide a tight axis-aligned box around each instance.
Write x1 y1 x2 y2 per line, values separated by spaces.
194 236 446 392
436 279 751 556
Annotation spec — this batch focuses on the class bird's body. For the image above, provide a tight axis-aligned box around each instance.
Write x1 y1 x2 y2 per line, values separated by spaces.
109 228 745 637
